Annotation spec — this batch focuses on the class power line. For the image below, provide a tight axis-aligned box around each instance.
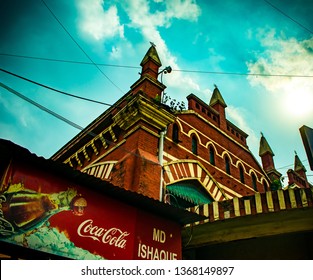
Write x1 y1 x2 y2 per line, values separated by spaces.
0 68 112 106
264 0 313 35
2 52 313 78
276 158 310 171
0 81 160 166
174 69 313 78
0 53 140 69
41 0 124 93
0 81 86 132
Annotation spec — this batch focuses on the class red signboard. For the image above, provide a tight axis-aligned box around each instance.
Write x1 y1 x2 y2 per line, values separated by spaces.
0 160 181 259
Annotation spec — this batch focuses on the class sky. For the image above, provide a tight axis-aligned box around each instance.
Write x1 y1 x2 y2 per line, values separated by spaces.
0 0 313 185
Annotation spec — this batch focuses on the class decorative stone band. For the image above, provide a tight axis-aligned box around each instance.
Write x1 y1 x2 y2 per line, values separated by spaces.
82 161 117 180
163 160 231 202
187 187 313 226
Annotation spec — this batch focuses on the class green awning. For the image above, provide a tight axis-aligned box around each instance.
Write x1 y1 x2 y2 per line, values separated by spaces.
167 181 213 205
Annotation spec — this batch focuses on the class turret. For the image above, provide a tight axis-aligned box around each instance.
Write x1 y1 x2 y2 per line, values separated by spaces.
140 43 162 79
287 152 310 188
209 85 227 130
259 133 282 188
294 152 307 179
259 133 275 172
130 44 166 99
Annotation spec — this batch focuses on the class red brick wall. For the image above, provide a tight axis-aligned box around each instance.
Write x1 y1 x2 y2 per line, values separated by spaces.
165 112 268 196
106 125 162 199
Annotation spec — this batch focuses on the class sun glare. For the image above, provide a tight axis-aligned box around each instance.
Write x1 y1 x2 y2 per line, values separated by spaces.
282 89 313 118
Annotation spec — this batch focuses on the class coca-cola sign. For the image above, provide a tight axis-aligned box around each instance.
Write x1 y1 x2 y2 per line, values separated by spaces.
0 160 181 260
77 219 129 249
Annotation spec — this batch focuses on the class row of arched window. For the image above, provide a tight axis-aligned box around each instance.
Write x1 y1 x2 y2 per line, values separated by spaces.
172 124 266 191
210 145 259 191
212 147 259 191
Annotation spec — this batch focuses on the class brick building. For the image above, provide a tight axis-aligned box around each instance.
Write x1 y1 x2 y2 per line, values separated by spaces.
51 45 311 207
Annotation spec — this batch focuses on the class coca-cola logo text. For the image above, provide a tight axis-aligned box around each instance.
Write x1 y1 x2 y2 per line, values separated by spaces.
77 219 129 249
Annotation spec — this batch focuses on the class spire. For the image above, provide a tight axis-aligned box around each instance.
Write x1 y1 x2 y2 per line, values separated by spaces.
287 151 309 189
294 151 307 173
209 85 227 131
259 132 274 156
130 44 165 99
258 133 281 184
139 43 162 80
140 43 162 68
209 85 227 108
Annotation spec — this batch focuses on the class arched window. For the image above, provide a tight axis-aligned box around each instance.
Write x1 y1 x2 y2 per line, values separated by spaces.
225 156 231 175
209 146 215 165
192 136 198 155
252 173 257 191
172 124 179 143
239 165 245 183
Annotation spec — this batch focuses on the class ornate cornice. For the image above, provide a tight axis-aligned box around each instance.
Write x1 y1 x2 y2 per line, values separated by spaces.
64 124 118 168
113 94 175 131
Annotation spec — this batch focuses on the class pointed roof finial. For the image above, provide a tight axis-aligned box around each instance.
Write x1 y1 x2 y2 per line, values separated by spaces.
140 43 161 67
209 85 227 107
294 152 307 172
259 133 274 156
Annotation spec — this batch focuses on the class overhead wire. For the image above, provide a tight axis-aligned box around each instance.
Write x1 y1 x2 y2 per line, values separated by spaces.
40 0 124 93
264 0 313 35
276 158 311 171
0 53 140 70
0 81 160 166
0 68 113 106
2 52 313 78
1 1 312 91
0 81 86 132
174 69 313 78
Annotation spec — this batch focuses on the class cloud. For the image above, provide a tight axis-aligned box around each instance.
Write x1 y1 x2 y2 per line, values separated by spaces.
121 0 202 95
163 0 201 21
76 0 124 41
76 0 203 95
247 29 313 119
124 0 200 29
